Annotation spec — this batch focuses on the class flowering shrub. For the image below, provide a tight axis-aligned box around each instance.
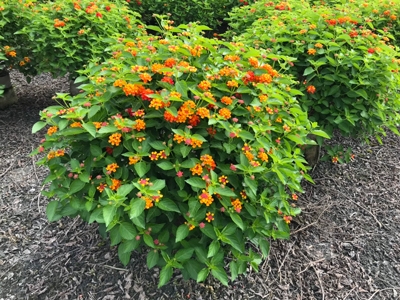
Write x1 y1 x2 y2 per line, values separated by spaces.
226 0 400 140
14 0 144 79
0 0 34 75
32 19 327 286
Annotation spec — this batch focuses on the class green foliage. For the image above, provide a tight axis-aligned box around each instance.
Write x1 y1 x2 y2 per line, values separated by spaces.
32 18 323 286
226 0 400 140
321 144 354 164
126 0 254 33
13 0 144 79
0 0 34 75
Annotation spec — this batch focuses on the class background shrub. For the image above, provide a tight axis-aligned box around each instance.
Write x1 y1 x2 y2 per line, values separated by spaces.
125 0 255 34
226 0 400 140
32 19 327 286
14 0 144 79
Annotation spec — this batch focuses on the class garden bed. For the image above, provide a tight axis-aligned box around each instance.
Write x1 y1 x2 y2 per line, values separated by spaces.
0 72 399 300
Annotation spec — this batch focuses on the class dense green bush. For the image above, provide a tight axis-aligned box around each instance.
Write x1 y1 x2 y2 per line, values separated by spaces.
226 0 400 140
32 18 327 286
125 0 254 34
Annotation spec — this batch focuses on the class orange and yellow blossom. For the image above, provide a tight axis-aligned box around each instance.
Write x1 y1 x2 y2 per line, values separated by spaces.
199 190 213 206
109 133 122 146
190 163 203 176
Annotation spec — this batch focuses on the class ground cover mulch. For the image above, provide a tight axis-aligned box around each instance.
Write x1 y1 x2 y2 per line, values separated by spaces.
0 72 399 300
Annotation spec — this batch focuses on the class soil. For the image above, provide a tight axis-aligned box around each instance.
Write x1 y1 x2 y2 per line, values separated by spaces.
0 72 399 300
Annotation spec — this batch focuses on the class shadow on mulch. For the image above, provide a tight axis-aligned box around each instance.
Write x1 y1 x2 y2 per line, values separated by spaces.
0 72 399 300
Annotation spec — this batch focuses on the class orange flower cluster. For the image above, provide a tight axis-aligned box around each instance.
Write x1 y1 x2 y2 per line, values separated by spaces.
200 154 216 170
231 198 242 212
106 163 119 173
218 108 231 120
70 122 82 128
205 212 215 222
47 126 58 136
190 163 203 176
109 133 122 146
47 149 65 160
306 85 316 94
133 119 146 131
54 19 66 28
198 80 212 91
129 155 140 165
110 178 121 191
149 150 167 161
199 190 213 206
218 66 239 77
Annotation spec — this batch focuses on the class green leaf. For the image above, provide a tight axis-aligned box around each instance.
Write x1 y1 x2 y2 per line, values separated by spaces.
175 248 194 262
103 205 117 227
185 177 206 189
143 234 155 248
134 161 149 177
230 261 239 282
129 198 146 219
119 222 137 240
197 268 210 283
119 238 140 254
200 224 217 239
118 244 131 266
211 266 229 286
131 214 146 229
32 121 47 134
69 180 86 194
259 239 270 258
147 250 159 269
175 224 190 243
303 67 314 76
230 213 245 230
158 265 173 288
82 122 96 138
146 25 163 33
150 179 165 191
117 184 133 197
156 161 174 170
310 129 330 139
46 201 59 222
207 240 220 258
214 186 236 197
74 76 88 83
149 140 166 150
175 81 188 98
157 199 180 213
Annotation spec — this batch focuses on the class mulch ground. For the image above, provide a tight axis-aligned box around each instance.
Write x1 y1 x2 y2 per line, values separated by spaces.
0 72 399 300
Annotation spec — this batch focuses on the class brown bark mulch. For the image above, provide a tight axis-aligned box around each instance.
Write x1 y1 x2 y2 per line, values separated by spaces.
0 72 399 300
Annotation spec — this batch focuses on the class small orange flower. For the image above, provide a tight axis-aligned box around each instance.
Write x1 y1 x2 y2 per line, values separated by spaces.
198 80 212 91
129 155 140 165
106 163 119 173
221 96 233 105
218 108 231 120
110 178 121 191
205 212 215 222
292 193 298 200
190 163 203 176
226 80 239 88
139 73 152 83
196 107 210 119
109 133 122 146
306 85 316 94
47 126 58 136
138 178 150 186
70 122 82 128
199 190 213 206
314 43 323 49
283 215 292 224
218 175 229 184
307 48 316 55
133 119 146 131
